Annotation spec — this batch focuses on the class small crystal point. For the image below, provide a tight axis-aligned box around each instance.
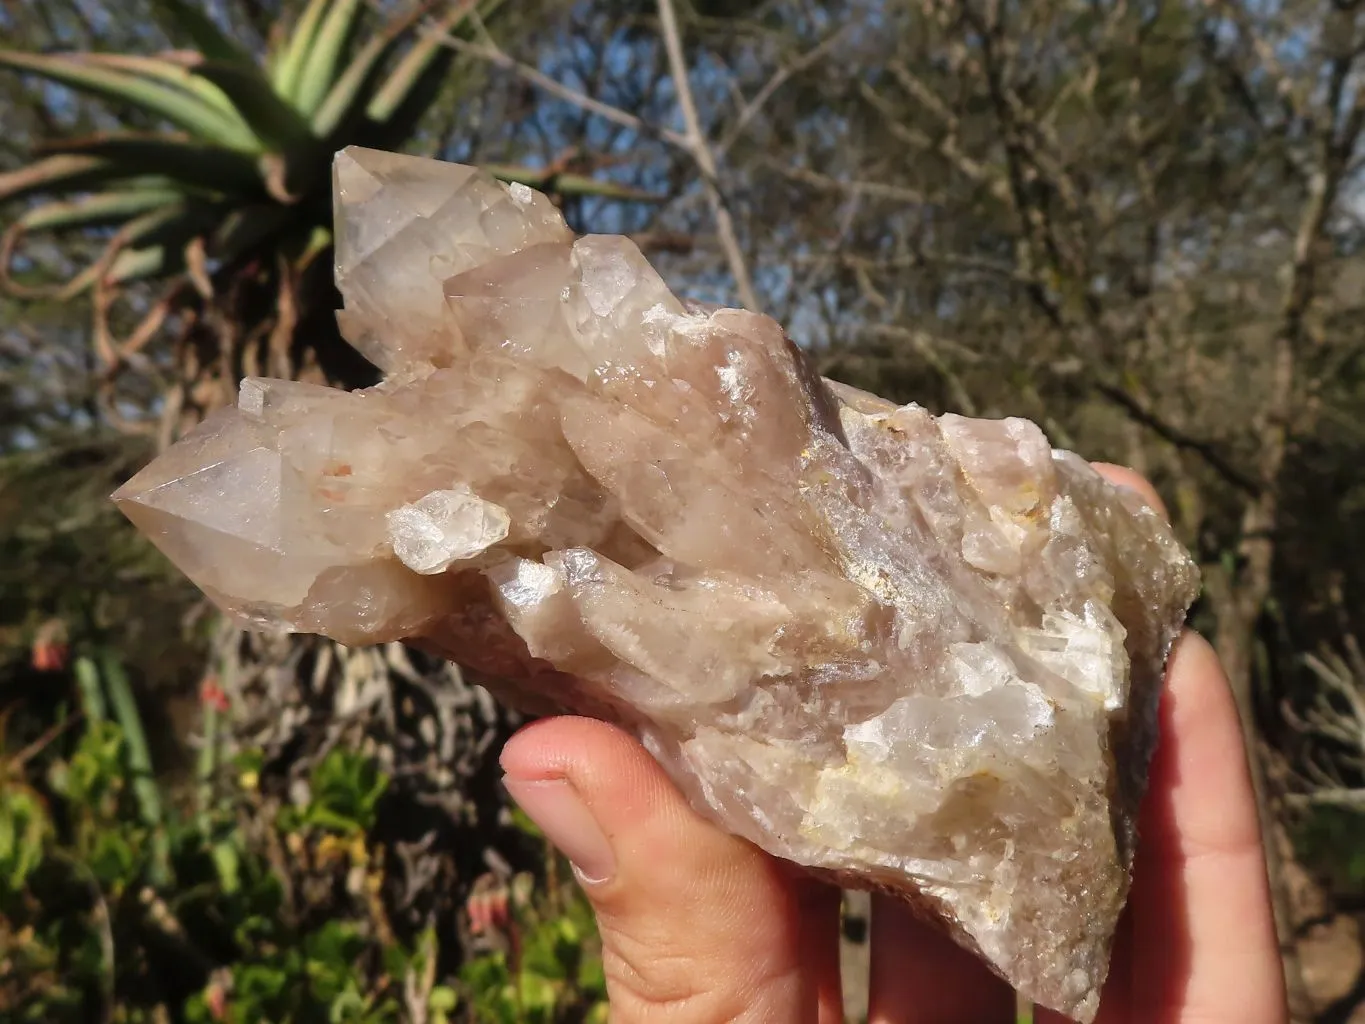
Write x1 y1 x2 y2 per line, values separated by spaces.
114 148 1202 1022
333 146 572 371
387 486 511 574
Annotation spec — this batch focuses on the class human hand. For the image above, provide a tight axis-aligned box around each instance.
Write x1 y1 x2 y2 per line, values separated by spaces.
499 465 1288 1023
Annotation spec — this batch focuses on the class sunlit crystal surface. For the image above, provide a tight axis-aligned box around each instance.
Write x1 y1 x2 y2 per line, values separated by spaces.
114 147 1200 1022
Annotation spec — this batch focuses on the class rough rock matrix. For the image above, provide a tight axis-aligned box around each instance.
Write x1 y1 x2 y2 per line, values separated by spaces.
114 147 1200 1021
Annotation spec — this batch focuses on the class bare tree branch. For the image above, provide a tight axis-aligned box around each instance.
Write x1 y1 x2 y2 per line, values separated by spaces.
428 15 689 149
656 0 760 311
1091 381 1261 495
717 26 851 157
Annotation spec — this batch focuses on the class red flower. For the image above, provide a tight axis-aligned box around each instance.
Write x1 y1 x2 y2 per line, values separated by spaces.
200 677 230 713
30 619 68 672
467 873 511 936
204 969 231 1021
30 641 67 672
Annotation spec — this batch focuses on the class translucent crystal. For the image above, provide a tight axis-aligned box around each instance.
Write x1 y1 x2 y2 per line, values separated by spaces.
113 147 1201 1022
387 486 511 574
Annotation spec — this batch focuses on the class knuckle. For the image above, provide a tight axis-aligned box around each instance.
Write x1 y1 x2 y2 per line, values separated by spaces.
597 928 794 1023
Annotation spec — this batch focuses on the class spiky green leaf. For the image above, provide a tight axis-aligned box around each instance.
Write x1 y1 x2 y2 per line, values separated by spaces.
294 0 363 116
187 59 315 153
9 202 190 299
17 191 183 233
0 155 112 205
296 224 333 268
101 207 209 289
39 134 264 197
104 244 176 287
311 3 433 140
75 53 245 121
0 51 256 150
365 1 483 123
271 0 330 103
365 0 504 142
150 0 256 67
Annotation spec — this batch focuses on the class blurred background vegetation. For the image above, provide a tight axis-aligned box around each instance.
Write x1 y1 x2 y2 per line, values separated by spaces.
1 0 1364 1020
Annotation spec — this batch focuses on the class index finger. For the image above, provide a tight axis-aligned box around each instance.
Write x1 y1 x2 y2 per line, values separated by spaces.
1112 632 1287 1023
1039 465 1285 1023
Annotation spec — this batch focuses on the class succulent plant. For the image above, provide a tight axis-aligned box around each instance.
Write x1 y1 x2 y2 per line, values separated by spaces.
0 0 653 421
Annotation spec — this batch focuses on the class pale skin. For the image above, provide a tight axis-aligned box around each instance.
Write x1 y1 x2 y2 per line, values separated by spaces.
500 465 1289 1023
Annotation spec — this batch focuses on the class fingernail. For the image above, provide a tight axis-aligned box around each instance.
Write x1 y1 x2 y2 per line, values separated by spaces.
503 776 616 885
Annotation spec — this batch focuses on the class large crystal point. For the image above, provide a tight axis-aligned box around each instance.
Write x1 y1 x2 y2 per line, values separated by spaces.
114 147 1200 1021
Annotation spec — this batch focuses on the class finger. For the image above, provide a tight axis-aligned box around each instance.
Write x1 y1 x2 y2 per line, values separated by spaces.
1037 633 1286 1024
1090 465 1282 1018
1043 464 1282 1021
1090 461 1170 521
868 894 1017 1023
1124 632 1286 1021
501 716 843 1023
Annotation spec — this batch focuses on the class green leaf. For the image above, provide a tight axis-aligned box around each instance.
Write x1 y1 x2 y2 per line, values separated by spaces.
64 721 125 808
576 946 607 997
0 154 111 205
73 655 107 721
428 986 458 1013
52 203 193 297
71 53 246 122
365 1 482 125
382 942 414 980
187 59 315 153
87 825 140 886
16 190 184 233
0 788 51 893
0 50 256 150
311 3 431 140
211 840 240 894
294 0 363 116
151 0 257 66
39 134 264 197
305 749 388 833
104 243 179 287
271 0 330 102
101 653 162 830
300 806 364 835
294 224 332 268
517 972 559 1017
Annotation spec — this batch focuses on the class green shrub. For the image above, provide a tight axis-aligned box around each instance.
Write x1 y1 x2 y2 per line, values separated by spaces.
0 654 605 1023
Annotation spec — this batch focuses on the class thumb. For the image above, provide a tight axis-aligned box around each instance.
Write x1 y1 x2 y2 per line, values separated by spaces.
500 716 841 1023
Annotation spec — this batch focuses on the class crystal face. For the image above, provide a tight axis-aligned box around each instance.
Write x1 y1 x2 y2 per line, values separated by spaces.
113 146 1201 1021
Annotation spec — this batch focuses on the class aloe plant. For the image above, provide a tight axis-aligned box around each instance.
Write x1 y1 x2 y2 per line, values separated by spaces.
0 0 648 407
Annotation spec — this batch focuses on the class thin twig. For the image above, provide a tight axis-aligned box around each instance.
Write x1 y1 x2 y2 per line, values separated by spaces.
428 23 688 150
717 26 850 157
1285 789 1365 809
769 163 928 204
656 0 760 311
1091 381 1260 495
11 708 84 769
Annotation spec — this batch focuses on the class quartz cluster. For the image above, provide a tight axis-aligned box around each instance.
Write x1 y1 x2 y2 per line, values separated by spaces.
114 147 1201 1021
